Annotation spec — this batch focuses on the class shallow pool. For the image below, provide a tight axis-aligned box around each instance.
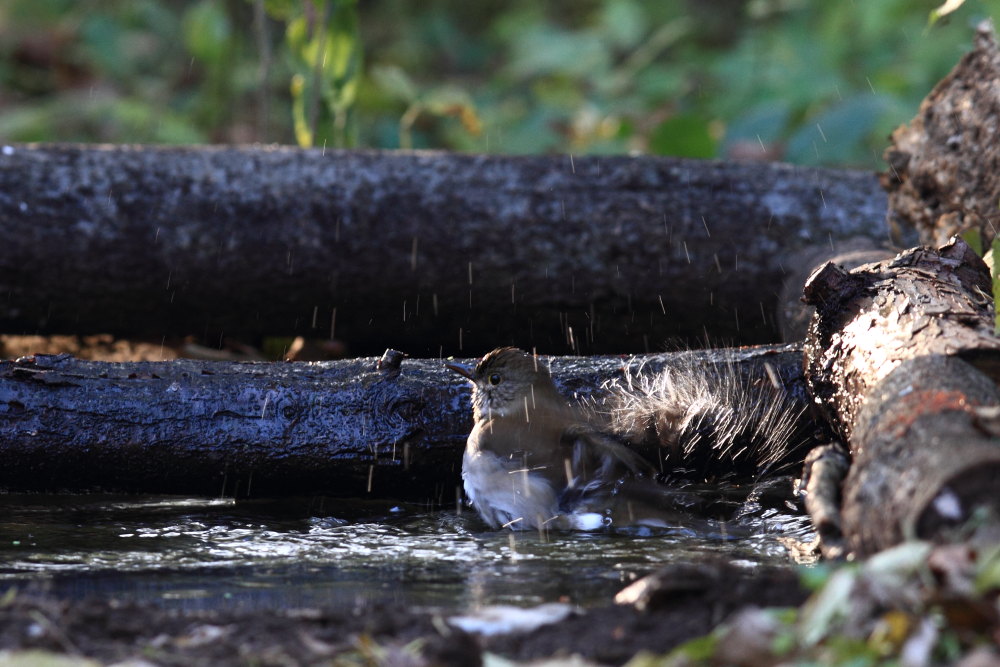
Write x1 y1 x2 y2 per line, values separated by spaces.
0 490 812 614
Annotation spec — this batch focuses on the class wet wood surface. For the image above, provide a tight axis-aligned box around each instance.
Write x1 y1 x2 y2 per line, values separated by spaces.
0 344 808 498
0 145 891 355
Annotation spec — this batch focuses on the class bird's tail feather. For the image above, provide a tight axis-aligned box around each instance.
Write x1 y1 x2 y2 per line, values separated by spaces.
596 354 813 483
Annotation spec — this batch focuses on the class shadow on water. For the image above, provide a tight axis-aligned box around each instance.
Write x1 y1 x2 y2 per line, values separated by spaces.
0 490 813 614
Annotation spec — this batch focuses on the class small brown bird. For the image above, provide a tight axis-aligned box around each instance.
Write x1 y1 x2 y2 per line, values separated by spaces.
447 347 811 531
445 347 652 531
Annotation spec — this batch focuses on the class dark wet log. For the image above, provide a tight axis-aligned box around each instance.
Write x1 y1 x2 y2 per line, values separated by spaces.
0 344 809 498
882 22 1000 247
0 144 890 355
802 238 1000 556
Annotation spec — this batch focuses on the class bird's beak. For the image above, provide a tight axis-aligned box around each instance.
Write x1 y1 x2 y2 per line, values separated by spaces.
445 360 476 381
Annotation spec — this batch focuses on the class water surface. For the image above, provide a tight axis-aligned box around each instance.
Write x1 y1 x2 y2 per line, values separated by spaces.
0 492 812 613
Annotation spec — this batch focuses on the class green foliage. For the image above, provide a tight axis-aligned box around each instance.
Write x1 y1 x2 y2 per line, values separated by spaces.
1 0 999 164
628 541 999 666
279 0 361 147
370 64 479 149
975 543 1000 591
960 228 984 256
649 114 716 159
930 0 970 26
957 229 1000 336
184 2 232 64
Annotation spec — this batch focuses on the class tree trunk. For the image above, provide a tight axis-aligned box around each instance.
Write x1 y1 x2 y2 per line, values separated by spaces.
0 144 892 355
802 238 1000 556
0 345 809 498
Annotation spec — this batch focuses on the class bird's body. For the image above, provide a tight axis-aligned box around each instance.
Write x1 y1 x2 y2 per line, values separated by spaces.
446 347 652 530
447 347 811 531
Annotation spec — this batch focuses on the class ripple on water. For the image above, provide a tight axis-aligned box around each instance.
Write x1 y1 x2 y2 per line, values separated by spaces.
0 493 812 612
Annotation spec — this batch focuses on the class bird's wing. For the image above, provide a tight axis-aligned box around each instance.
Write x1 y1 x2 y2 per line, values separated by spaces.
557 425 655 513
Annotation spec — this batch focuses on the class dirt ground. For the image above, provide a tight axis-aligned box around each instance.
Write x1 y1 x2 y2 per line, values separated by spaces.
0 563 806 666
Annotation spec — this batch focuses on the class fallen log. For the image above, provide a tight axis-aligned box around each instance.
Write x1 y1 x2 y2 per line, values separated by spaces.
0 144 892 354
802 238 1000 556
0 344 810 498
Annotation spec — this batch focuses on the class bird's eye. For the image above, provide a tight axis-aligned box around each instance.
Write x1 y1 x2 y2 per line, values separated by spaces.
488 373 502 385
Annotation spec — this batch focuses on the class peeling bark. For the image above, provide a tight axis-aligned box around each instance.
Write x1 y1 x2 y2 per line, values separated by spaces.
802 238 1000 555
0 144 891 355
777 240 894 342
0 345 810 498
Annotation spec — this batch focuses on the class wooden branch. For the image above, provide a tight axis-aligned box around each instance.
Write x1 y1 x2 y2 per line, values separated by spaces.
0 145 891 354
802 238 1000 556
0 345 809 498
882 21 1000 247
799 443 850 560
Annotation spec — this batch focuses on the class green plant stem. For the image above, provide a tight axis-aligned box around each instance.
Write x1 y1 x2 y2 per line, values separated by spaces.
307 0 332 148
253 0 272 142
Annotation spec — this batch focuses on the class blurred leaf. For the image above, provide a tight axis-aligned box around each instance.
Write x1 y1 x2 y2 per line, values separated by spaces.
0 586 16 607
631 64 687 102
673 633 720 660
290 72 311 146
0 649 100 667
80 14 127 79
0 90 206 144
865 540 932 576
929 0 967 27
798 562 834 592
993 237 1000 336
5 0 76 24
961 228 983 256
600 0 646 50
649 113 716 159
182 0 232 64
258 0 300 20
324 0 361 112
723 102 791 154
786 94 890 166
370 65 419 103
868 610 913 653
421 87 467 115
506 26 609 80
797 567 857 647
975 542 1000 592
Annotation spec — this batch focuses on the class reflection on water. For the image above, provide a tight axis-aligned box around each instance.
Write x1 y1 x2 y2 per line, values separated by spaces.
0 492 812 613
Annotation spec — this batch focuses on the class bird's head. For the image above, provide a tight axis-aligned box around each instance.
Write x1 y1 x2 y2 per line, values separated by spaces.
446 347 562 421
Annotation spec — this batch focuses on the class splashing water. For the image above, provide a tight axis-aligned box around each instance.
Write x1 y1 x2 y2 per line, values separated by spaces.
0 493 812 613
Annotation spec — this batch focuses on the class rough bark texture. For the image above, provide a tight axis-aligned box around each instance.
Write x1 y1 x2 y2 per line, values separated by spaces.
0 344 809 498
881 21 1000 248
0 144 891 355
847 355 1000 553
777 240 894 342
802 238 1000 555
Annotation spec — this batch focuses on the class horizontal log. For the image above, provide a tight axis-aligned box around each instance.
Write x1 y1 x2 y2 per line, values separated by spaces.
0 345 810 498
0 144 892 355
